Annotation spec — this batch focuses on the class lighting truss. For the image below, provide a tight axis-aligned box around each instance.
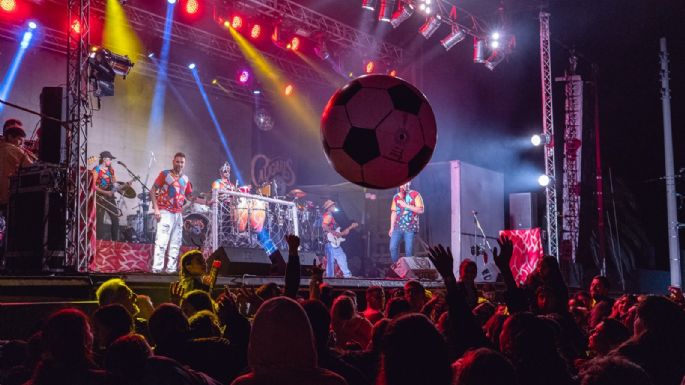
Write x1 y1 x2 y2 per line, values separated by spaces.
86 0 330 87
539 11 559 260
234 0 404 64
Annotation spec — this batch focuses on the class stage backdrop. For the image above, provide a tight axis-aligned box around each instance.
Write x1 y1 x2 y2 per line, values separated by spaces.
0 40 253 219
414 160 505 282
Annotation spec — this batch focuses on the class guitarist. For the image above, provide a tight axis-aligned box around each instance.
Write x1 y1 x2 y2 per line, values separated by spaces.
321 199 354 278
92 151 124 241
388 181 424 264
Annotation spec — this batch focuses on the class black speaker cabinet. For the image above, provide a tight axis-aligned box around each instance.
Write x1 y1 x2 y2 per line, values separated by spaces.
5 188 66 271
39 87 64 164
208 247 273 276
509 192 538 230
270 250 320 276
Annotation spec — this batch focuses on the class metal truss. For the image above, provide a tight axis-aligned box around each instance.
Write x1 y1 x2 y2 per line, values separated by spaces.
235 0 403 64
66 0 92 271
88 0 331 88
557 71 583 263
539 12 558 259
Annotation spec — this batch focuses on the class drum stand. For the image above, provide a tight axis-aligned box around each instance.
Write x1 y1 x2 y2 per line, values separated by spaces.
120 163 154 243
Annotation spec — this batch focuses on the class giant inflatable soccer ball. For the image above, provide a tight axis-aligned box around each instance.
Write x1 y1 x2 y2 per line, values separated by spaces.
321 74 437 189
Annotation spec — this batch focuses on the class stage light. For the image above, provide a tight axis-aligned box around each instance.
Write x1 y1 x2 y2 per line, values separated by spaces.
253 89 261 95
231 15 243 30
185 0 199 15
28 21 37 30
71 19 81 34
390 4 414 28
378 0 396 22
419 16 441 39
287 36 300 51
491 31 500 40
188 62 196 69
168 0 176 4
530 134 550 146
440 28 465 51
147 52 155 58
365 60 375 73
389 69 397 76
20 31 32 48
0 0 16 12
238 69 250 84
284 84 294 96
314 40 330 60
223 20 230 29
538 175 551 187
211 78 218 85
361 0 376 11
250 24 262 39
485 50 506 70
89 48 134 96
473 37 486 63
490 40 500 49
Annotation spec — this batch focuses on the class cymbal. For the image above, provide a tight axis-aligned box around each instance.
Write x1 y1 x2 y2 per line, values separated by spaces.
288 188 307 198
117 182 137 199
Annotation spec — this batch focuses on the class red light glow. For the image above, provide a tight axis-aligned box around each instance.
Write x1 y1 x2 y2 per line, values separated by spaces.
71 19 81 34
185 0 199 15
288 36 300 51
238 70 250 84
231 15 243 29
250 24 261 39
0 0 16 12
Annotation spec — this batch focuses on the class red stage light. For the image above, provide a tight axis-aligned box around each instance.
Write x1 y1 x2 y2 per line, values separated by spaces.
71 19 81 34
287 36 300 51
238 70 250 84
389 69 397 76
284 84 294 96
250 24 261 39
0 0 16 12
185 0 199 15
231 15 243 29
365 61 375 73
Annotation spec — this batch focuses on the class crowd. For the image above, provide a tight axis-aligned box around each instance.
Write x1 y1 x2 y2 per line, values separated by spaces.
1 235 685 385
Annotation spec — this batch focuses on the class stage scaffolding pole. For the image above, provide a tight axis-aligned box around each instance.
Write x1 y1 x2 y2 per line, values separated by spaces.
539 11 559 260
659 37 682 288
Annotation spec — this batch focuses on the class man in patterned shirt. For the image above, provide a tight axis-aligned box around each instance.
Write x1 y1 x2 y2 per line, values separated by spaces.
92 151 120 241
150 152 209 273
388 181 424 263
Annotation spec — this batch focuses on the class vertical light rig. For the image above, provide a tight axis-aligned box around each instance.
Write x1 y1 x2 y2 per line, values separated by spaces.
539 11 558 259
66 0 92 271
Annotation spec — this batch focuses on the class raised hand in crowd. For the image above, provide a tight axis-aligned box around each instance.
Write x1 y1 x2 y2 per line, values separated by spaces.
427 244 455 284
235 286 264 316
492 235 514 273
170 281 185 305
284 234 301 299
309 259 325 300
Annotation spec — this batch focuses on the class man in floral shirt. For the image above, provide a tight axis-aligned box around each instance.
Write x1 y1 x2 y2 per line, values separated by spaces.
150 152 208 273
388 181 424 263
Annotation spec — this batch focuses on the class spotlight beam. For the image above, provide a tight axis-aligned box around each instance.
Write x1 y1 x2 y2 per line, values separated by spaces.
0 28 33 114
189 67 244 185
148 1 175 136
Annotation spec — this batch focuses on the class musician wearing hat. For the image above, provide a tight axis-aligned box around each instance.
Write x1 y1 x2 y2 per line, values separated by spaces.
321 199 353 278
0 119 34 211
92 150 122 241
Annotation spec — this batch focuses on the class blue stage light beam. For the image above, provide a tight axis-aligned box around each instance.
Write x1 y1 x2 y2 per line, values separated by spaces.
147 1 175 141
148 56 198 122
0 27 35 114
189 66 244 185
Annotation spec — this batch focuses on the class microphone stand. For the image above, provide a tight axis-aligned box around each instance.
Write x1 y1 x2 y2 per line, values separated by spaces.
119 161 153 243
472 211 493 254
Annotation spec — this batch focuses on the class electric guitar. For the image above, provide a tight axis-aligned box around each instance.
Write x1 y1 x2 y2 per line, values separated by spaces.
326 223 359 248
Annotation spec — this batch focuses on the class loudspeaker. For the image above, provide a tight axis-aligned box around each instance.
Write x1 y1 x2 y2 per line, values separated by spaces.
5 189 66 271
509 192 537 230
208 247 272 276
39 87 63 164
391 257 438 280
270 250 320 276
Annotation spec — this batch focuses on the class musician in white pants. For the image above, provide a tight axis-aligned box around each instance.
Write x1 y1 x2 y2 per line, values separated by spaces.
321 200 353 278
150 152 209 273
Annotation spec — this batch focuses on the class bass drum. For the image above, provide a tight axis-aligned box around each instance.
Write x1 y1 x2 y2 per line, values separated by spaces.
183 213 209 246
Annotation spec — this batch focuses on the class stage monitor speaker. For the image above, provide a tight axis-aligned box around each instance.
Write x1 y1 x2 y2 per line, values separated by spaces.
208 247 272 276
270 250 320 276
509 192 537 230
391 257 438 280
39 87 64 164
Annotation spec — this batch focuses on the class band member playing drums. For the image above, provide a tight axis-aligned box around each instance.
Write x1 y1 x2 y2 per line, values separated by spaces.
150 152 209 274
92 151 122 241
211 162 236 192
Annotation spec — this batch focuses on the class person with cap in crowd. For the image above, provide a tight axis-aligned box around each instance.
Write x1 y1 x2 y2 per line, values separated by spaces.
92 150 123 241
0 119 34 213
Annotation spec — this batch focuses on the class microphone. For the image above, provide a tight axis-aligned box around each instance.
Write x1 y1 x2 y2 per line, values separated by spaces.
117 160 128 168
207 259 222 293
